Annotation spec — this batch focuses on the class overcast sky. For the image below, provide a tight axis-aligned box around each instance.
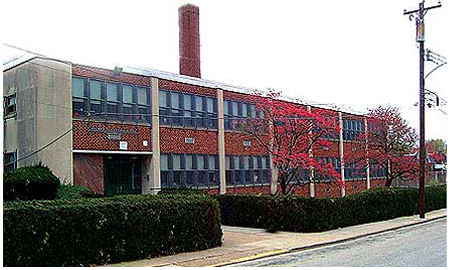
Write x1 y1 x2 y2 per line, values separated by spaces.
2 0 448 141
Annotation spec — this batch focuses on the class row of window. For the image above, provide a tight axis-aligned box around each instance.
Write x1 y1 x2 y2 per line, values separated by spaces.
160 153 219 188
370 163 387 178
225 155 271 185
72 77 151 122
223 100 261 130
159 90 218 129
342 119 364 141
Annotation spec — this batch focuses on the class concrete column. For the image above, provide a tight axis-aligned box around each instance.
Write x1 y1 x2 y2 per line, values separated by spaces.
217 89 226 194
149 77 161 195
269 121 278 195
270 156 278 195
364 118 370 190
307 106 315 197
339 112 345 197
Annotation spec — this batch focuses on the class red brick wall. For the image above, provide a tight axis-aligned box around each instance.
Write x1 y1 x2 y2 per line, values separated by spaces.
73 120 152 151
370 178 386 188
314 182 342 198
160 127 218 154
345 180 368 195
179 4 201 78
226 185 271 195
73 154 104 194
314 141 340 156
223 90 256 102
72 64 151 87
159 79 216 97
225 132 269 155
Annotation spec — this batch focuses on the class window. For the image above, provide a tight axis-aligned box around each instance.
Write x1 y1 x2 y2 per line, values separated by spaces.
72 78 86 117
171 92 182 126
173 154 182 187
159 90 170 124
223 99 257 131
225 155 271 186
89 80 103 115
3 151 17 173
72 76 151 123
106 83 119 117
158 90 218 129
342 119 363 141
161 154 169 187
122 85 134 120
160 154 219 188
137 87 150 122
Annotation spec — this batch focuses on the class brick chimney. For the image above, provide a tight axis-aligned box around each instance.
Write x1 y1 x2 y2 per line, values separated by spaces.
179 4 201 78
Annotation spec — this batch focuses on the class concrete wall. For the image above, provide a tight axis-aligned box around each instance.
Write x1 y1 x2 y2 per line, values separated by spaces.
3 58 73 183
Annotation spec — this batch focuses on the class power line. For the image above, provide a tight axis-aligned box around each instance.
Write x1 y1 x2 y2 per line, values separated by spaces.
3 113 97 167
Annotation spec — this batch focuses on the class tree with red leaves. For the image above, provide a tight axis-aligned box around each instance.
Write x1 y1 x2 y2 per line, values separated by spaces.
234 89 343 195
347 105 419 188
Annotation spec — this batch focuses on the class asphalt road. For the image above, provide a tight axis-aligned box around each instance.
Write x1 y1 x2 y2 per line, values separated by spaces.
233 218 447 267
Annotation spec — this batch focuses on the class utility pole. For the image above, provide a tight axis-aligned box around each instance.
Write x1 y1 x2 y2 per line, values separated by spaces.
403 1 442 219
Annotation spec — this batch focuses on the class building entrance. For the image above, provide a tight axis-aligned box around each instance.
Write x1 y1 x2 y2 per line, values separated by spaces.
104 155 142 196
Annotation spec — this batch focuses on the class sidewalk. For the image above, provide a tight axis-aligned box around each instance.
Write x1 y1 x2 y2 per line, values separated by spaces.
106 209 447 267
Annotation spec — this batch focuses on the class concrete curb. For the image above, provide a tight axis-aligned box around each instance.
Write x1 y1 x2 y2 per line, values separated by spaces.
208 214 447 267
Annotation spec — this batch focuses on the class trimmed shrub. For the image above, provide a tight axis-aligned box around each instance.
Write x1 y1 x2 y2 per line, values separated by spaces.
56 184 103 200
4 164 60 201
3 194 222 267
215 185 446 232
158 186 207 195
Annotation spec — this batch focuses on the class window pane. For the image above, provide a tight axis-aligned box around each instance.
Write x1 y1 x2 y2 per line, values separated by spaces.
185 155 193 170
250 104 256 118
184 94 191 110
106 83 118 101
123 104 133 120
207 98 214 113
226 156 231 170
90 81 102 100
234 156 240 169
123 85 133 103
159 90 167 107
224 101 229 115
242 103 248 117
197 155 204 170
137 87 147 105
209 156 215 170
173 155 181 170
261 157 267 169
232 102 238 116
72 78 84 98
161 154 169 170
244 156 250 170
171 92 180 108
195 96 203 111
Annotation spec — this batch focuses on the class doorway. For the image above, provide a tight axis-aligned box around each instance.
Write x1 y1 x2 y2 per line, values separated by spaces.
104 155 142 196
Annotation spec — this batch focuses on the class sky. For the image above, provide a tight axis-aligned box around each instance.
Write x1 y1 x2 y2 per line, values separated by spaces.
1 0 448 141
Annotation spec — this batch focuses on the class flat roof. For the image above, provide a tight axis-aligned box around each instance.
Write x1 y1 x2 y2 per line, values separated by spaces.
3 54 366 117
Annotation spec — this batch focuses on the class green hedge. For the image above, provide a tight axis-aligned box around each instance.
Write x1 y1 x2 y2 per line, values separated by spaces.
158 186 207 195
4 194 222 267
215 185 446 232
56 184 103 200
4 164 60 201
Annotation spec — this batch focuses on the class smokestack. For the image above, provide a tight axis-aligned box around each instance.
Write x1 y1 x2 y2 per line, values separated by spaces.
179 4 201 78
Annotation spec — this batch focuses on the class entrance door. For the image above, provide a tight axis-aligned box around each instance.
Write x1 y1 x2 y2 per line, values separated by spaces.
104 155 142 196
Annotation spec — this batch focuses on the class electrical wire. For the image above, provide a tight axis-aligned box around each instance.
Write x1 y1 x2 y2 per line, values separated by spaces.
3 113 98 167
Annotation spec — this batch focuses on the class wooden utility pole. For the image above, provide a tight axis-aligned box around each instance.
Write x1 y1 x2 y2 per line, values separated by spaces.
403 1 442 219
